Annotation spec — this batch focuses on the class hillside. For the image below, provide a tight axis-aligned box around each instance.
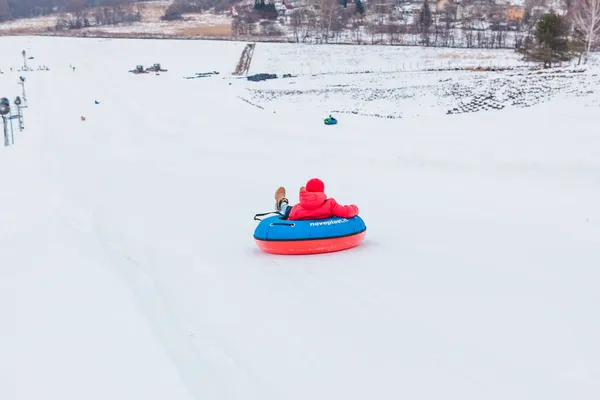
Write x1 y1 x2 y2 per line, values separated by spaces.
0 0 570 48
2 36 600 400
0 1 233 38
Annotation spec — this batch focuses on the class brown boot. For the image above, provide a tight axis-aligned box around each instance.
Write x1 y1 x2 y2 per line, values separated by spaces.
274 187 288 211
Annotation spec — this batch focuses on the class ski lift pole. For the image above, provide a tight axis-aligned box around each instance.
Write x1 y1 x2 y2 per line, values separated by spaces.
9 113 14 144
18 108 24 131
19 76 27 104
14 97 24 131
2 116 8 147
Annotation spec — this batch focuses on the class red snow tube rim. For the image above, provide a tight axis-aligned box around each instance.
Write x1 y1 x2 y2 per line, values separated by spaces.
255 231 366 255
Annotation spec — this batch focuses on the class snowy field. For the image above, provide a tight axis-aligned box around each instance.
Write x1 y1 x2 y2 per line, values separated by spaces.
2 36 600 400
250 44 530 74
242 66 599 119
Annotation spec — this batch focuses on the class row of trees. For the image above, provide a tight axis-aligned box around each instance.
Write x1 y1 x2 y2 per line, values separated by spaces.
233 0 366 43
230 0 600 57
3 0 600 63
161 0 237 20
56 2 142 29
0 0 150 22
231 0 525 48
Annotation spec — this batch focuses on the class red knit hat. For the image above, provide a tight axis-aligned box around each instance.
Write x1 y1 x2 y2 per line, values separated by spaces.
306 178 325 193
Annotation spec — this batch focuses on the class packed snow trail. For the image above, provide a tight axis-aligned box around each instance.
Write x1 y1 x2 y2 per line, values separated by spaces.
2 37 600 400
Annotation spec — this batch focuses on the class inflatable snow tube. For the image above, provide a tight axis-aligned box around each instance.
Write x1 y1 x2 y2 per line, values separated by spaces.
324 118 337 125
254 215 366 255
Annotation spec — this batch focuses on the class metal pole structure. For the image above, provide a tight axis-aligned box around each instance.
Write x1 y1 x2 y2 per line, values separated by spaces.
2 116 8 147
14 97 24 131
19 77 27 104
4 100 14 144
8 109 14 144
17 107 23 131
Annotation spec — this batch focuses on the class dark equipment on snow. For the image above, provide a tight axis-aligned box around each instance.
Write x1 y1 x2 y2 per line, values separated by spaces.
247 73 278 82
246 73 295 82
129 65 149 74
184 71 220 79
146 63 167 72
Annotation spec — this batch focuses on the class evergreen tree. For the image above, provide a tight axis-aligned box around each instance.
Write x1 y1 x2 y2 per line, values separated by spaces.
253 0 276 18
355 0 364 15
570 28 587 65
522 13 573 67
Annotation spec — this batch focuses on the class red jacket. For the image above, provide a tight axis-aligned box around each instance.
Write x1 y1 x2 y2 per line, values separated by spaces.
288 189 359 220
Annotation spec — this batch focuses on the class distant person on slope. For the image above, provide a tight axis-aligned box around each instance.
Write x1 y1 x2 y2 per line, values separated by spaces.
275 178 359 220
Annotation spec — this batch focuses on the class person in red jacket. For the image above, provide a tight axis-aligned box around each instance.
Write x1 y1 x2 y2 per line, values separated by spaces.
275 178 359 221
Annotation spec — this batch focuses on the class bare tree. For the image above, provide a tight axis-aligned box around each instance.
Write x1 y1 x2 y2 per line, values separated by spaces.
487 5 508 48
260 20 282 36
350 14 363 43
303 9 317 42
371 0 389 44
231 15 242 36
439 2 457 46
386 7 402 44
329 9 345 42
461 6 474 48
290 9 303 42
418 0 433 46
572 0 600 53
288 9 316 42
317 0 340 43
58 0 89 29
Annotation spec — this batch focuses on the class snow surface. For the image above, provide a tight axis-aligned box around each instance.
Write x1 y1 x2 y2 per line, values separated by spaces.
250 44 530 74
2 36 600 400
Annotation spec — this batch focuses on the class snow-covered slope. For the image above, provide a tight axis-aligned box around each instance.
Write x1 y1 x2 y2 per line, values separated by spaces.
2 37 600 400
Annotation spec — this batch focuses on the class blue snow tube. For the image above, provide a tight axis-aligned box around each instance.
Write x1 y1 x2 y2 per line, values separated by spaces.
254 215 366 255
324 118 338 125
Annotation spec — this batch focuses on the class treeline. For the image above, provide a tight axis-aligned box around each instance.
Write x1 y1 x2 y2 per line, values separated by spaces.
230 0 523 47
0 0 151 22
57 2 144 30
230 0 584 52
161 0 238 20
